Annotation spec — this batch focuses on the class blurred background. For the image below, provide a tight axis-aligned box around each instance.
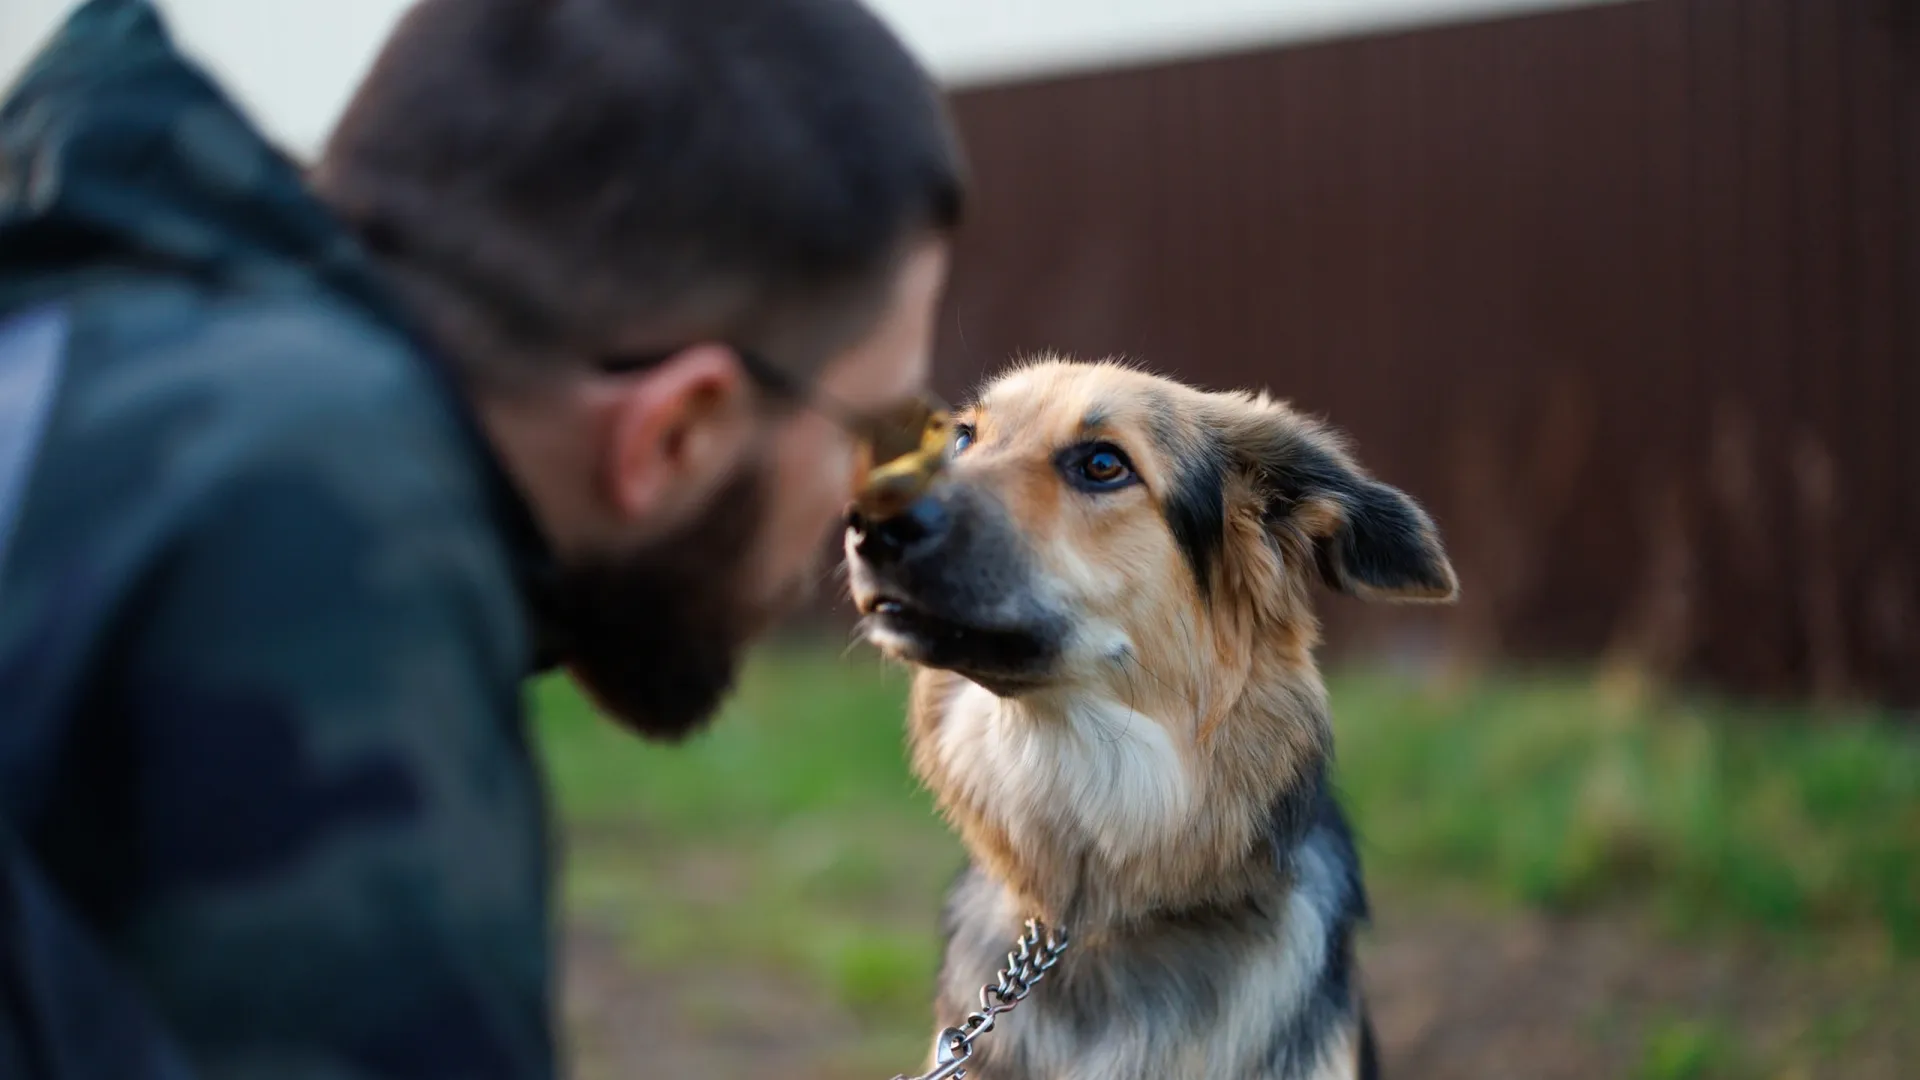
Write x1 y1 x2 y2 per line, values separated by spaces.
6 0 1916 1077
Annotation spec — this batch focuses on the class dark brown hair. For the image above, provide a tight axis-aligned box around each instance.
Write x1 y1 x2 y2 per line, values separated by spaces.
313 0 966 386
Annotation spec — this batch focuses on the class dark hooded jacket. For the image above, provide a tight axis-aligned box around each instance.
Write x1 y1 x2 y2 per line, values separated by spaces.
0 3 559 1077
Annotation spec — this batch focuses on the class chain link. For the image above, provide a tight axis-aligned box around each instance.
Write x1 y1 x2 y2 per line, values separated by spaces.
888 919 1070 1080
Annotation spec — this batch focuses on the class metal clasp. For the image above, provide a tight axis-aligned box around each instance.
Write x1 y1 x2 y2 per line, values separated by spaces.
890 1027 972 1080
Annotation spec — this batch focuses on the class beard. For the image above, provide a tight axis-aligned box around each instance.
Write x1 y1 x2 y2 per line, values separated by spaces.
541 464 796 742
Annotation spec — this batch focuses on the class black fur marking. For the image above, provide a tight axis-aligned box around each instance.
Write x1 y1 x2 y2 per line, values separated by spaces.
857 485 1070 687
1317 479 1451 596
1260 776 1373 1078
1299 774 1372 923
1147 403 1229 599
1266 756 1331 864
1260 437 1448 598
1051 925 1235 1043
1359 1014 1382 1080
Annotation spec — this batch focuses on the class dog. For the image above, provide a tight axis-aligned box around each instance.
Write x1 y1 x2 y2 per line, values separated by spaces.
846 357 1458 1080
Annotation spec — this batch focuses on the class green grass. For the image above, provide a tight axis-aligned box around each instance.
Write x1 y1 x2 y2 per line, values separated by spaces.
1634 1017 1744 1080
537 653 960 1071
536 646 1920 1067
1329 670 1920 951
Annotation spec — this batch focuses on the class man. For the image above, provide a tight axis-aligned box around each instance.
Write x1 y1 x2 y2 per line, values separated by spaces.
0 0 963 1076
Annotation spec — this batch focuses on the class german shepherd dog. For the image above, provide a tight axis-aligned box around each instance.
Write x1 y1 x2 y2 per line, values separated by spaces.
846 358 1458 1080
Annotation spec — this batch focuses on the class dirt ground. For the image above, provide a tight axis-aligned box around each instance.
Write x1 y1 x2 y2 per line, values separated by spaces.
562 899 1916 1080
1357 901 1913 1080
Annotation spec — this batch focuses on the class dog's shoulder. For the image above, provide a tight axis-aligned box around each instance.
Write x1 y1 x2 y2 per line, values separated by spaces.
1269 768 1369 926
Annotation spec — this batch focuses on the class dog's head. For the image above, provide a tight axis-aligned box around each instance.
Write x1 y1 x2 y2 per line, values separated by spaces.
847 357 1457 707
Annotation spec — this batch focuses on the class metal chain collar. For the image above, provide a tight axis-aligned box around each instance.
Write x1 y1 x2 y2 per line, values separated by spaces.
889 919 1071 1080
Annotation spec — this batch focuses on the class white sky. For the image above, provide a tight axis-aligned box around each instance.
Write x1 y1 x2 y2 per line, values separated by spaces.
2 0 1635 160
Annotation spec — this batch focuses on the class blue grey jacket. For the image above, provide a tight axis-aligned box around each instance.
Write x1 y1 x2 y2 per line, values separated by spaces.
0 3 560 1077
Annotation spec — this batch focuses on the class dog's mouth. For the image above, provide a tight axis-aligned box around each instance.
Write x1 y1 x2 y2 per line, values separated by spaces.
858 593 1058 694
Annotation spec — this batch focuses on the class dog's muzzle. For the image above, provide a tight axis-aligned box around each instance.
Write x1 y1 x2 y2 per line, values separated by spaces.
847 494 951 570
847 488 1066 693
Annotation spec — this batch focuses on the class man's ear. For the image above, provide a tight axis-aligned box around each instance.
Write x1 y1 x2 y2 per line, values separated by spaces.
1231 401 1459 604
604 344 754 524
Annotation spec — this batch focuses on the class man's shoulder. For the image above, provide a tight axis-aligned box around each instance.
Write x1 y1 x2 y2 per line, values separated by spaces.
4 275 530 678
0 276 536 822
9 274 517 559
66 277 466 475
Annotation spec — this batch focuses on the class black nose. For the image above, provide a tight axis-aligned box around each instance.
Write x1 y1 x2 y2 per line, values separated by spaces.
850 496 951 567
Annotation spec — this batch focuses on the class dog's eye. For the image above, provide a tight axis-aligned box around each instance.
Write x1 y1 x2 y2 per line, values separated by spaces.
1061 443 1137 492
953 423 976 454
1084 450 1126 483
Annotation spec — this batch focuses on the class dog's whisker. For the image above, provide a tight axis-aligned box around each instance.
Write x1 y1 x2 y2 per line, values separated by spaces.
1117 645 1205 727
842 616 880 660
1093 659 1136 748
1174 615 1211 720
816 559 851 590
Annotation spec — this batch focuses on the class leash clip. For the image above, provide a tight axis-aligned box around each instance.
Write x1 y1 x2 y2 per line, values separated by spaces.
891 1027 973 1080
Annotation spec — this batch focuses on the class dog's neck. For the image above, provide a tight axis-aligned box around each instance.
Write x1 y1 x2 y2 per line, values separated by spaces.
911 669 1332 937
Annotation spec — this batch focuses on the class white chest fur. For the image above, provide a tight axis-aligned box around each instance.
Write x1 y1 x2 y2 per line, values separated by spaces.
932 682 1197 864
937 829 1363 1080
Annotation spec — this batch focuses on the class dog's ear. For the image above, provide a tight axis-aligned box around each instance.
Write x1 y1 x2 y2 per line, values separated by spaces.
1303 472 1460 602
1228 400 1458 603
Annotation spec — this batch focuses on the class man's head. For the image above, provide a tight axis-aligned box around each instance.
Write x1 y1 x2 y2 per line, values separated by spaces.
311 0 963 739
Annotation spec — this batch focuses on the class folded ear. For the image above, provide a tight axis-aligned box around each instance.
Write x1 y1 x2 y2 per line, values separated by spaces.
1310 473 1459 602
1232 401 1459 603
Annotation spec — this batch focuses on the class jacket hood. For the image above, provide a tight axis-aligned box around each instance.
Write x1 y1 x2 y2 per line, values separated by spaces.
0 0 563 653
0 0 391 316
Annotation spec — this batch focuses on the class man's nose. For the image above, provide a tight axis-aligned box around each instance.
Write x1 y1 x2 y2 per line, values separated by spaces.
847 495 951 567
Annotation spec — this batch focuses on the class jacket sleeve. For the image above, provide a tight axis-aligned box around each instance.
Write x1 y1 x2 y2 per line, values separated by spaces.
2 306 556 1080
0 824 200 1080
112 359 556 1080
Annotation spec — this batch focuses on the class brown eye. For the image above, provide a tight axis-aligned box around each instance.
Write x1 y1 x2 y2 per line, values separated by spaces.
1084 450 1126 483
1060 442 1137 492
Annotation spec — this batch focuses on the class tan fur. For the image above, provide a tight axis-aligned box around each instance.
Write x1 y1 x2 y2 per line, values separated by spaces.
851 356 1457 1078
908 359 1435 931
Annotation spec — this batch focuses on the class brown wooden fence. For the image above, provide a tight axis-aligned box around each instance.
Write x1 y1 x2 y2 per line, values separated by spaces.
913 0 1920 707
